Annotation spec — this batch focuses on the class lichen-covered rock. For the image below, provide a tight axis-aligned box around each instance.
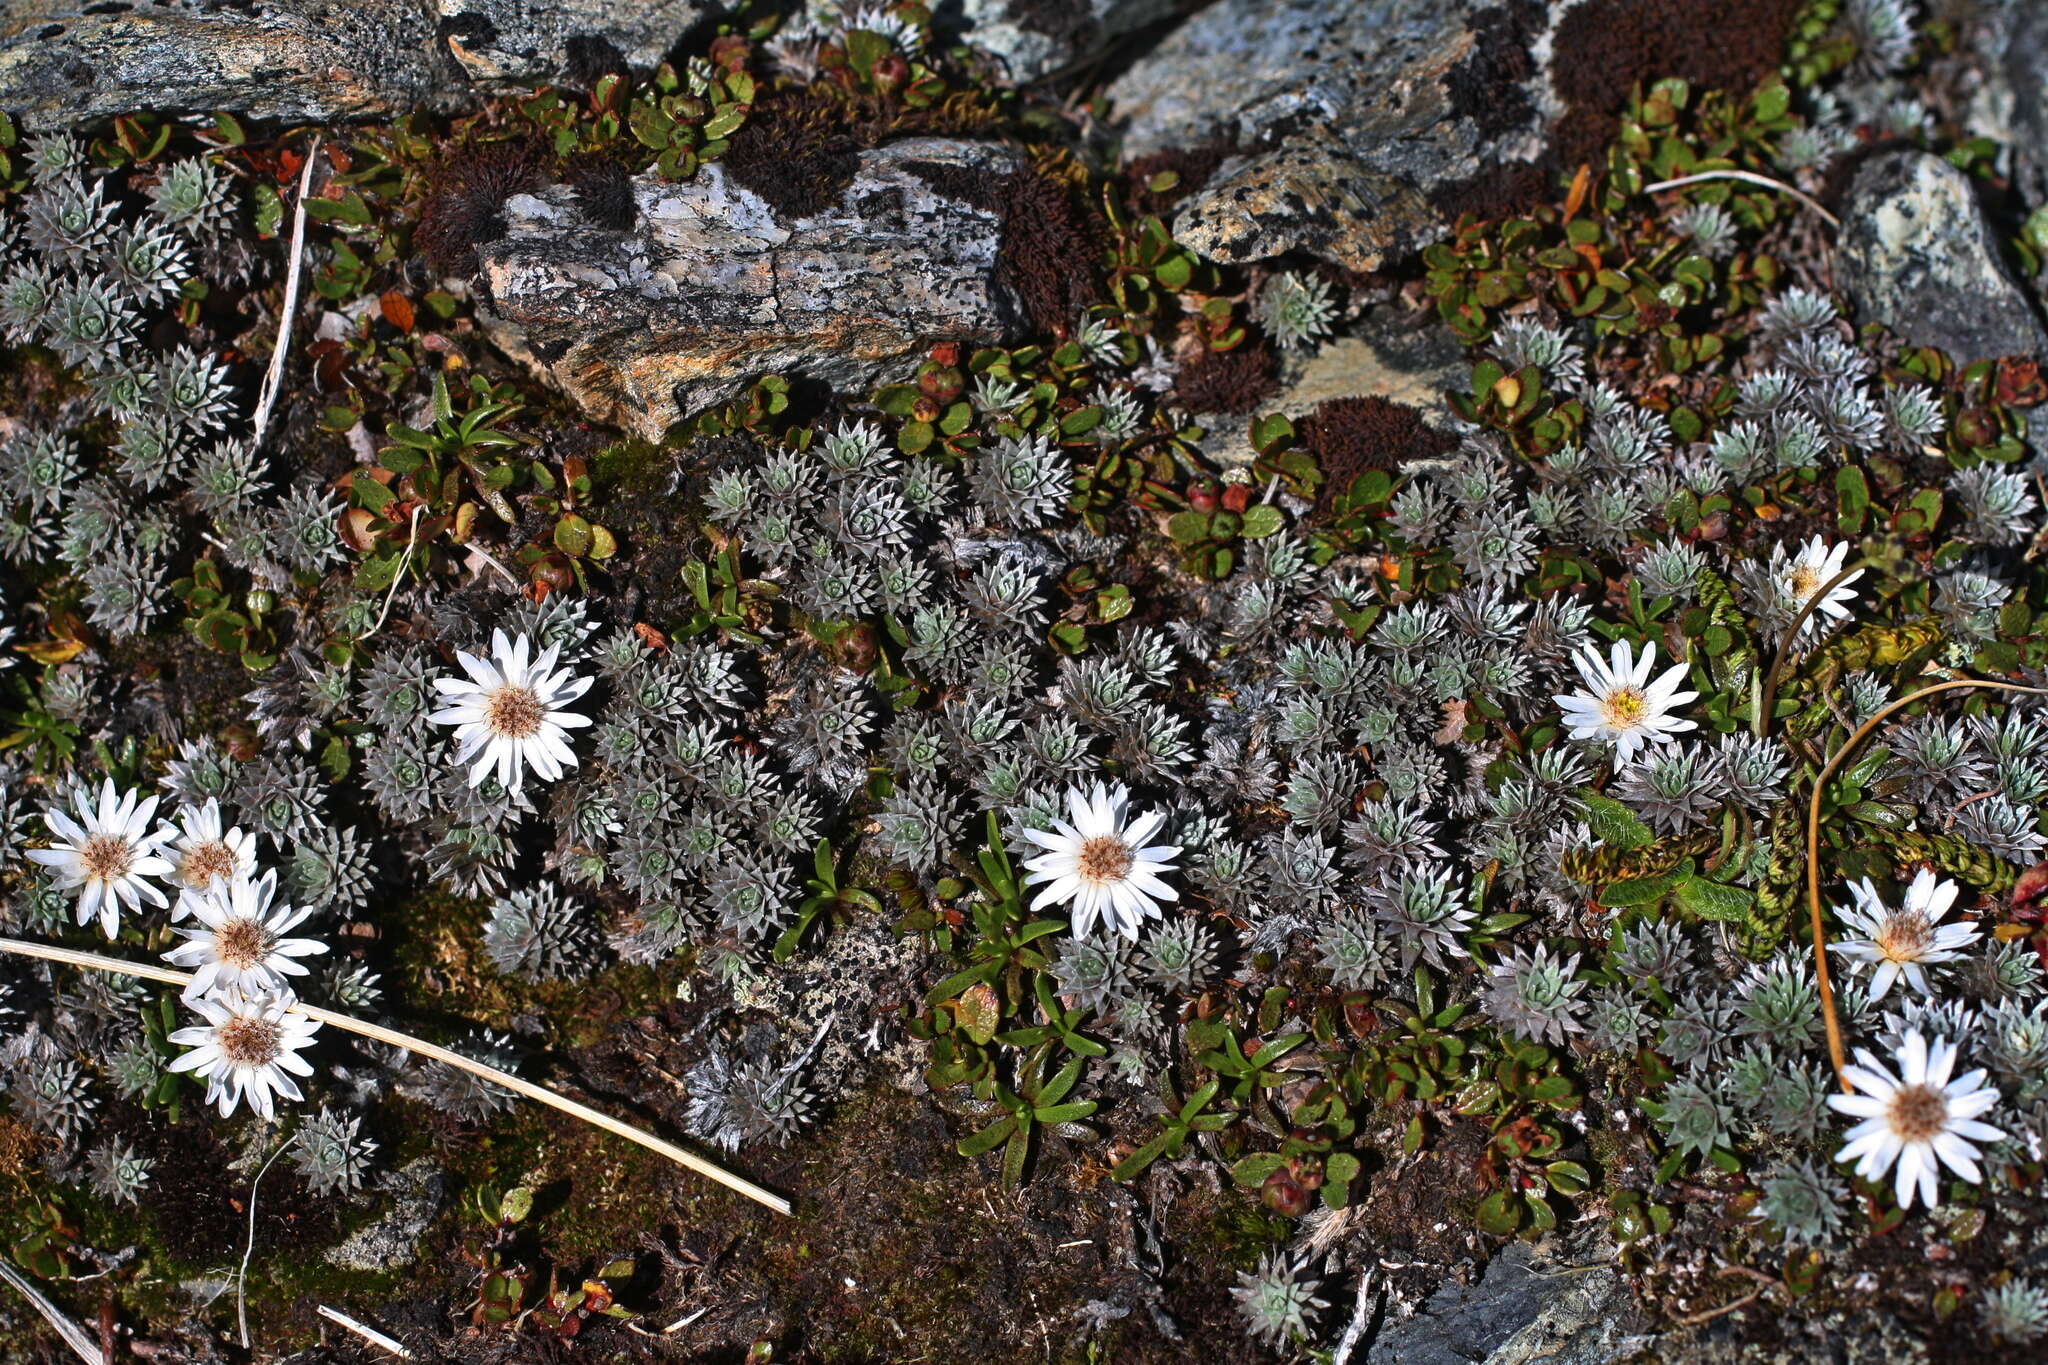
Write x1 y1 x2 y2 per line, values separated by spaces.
0 0 709 131
1102 0 1555 271
948 0 1179 84
0 0 449 130
1364 1241 1638 1365
1197 304 1465 467
475 138 1025 440
325 1158 447 1273
2002 1 2048 205
1836 150 2048 376
437 0 712 87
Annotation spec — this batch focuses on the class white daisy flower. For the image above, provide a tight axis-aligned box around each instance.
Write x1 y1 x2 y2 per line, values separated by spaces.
163 798 258 908
167 988 323 1120
428 628 594 792
163 869 327 1003
1020 782 1181 940
1775 535 1861 637
1552 640 1698 770
24 778 175 937
1829 1029 2004 1211
1832 869 1980 1002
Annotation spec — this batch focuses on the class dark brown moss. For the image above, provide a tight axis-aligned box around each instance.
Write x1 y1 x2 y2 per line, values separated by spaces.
899 155 1108 337
1174 342 1278 415
565 153 636 232
1432 0 1802 225
1297 396 1457 518
723 88 1002 220
1123 139 1237 216
562 34 629 89
1549 0 1805 172
129 1106 338 1263
414 140 549 276
1443 0 1545 142
991 168 1106 337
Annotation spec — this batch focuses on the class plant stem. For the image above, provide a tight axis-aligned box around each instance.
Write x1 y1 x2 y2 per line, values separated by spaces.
1805 679 2048 1089
0 1259 104 1365
237 1137 292 1348
1755 562 1872 738
0 937 791 1215
250 134 321 454
1641 170 1840 227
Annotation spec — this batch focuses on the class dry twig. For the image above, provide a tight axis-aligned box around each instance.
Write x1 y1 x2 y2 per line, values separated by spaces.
0 937 791 1214
250 135 322 453
1804 679 2048 1086
1642 170 1841 228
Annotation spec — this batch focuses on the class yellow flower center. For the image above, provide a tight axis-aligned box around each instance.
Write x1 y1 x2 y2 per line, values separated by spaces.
79 834 133 883
213 917 269 971
1874 911 1934 964
1787 565 1822 601
1600 686 1649 729
1077 835 1134 886
484 684 546 739
181 839 238 889
1887 1082 1949 1143
216 1015 282 1067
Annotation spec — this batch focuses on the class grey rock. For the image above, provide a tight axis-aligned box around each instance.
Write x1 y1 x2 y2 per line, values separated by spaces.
1836 149 2048 454
438 0 712 88
1366 1241 1640 1365
476 138 1024 440
0 0 448 131
1838 150 2048 369
730 917 927 1099
1199 303 1465 467
0 0 709 132
1102 0 1556 271
325 1157 446 1273
2004 1 2048 205
945 0 1180 84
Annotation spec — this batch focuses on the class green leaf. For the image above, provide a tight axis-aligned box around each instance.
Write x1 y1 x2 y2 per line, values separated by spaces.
553 513 594 557
1112 1131 1176 1181
1230 1153 1286 1188
1672 875 1754 922
1248 412 1294 454
1036 1100 1097 1124
1060 405 1103 437
253 183 283 239
1600 873 1678 907
844 27 891 77
959 1118 1016 1158
701 107 747 141
1153 251 1193 291
1239 504 1284 539
498 1187 535 1224
1579 789 1655 851
1167 509 1214 545
956 982 1000 1044
352 477 395 515
1001 1127 1031 1188
1475 1189 1523 1236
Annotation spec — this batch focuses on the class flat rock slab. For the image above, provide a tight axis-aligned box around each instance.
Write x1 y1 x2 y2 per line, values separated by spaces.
439 0 709 85
2004 1 2048 205
1366 1241 1636 1365
476 138 1024 440
1836 148 2048 455
946 0 1179 83
1837 150 2048 369
1103 0 1554 271
0 0 710 131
